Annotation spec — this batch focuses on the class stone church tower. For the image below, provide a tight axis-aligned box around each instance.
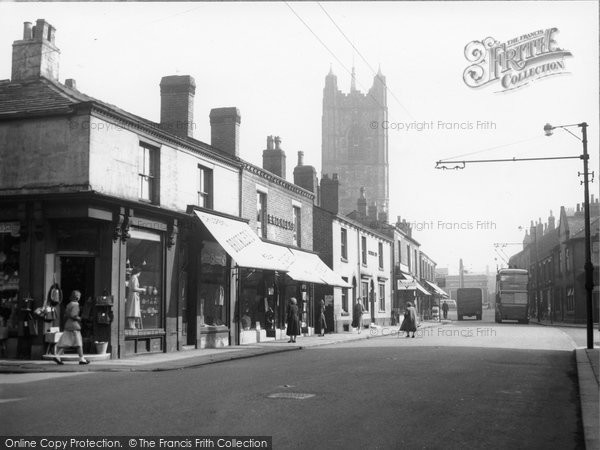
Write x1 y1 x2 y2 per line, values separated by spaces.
321 66 389 217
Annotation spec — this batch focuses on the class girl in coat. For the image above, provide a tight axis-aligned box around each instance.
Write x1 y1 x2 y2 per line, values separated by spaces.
286 297 300 343
53 290 89 365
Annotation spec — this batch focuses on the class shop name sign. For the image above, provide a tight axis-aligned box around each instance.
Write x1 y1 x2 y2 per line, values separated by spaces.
267 214 294 231
0 221 20 236
463 27 572 92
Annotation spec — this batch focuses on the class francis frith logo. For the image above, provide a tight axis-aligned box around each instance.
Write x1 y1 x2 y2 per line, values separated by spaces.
463 28 572 92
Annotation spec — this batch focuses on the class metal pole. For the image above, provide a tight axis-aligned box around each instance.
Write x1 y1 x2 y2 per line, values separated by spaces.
580 123 594 349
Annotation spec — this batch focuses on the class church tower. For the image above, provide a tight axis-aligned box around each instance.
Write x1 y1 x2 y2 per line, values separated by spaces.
321 66 389 217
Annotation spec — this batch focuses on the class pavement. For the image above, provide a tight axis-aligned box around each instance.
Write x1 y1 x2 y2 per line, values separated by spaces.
1 319 597 448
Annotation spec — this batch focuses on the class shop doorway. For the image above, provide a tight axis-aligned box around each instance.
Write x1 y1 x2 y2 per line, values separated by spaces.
58 256 95 304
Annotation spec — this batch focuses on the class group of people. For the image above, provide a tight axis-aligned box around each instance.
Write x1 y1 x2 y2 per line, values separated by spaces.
285 297 328 343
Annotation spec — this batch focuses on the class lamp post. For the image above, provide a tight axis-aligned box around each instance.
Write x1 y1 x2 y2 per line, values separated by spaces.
544 122 595 349
435 122 595 348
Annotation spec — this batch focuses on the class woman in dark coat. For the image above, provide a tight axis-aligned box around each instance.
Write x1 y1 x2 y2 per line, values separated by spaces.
400 302 418 338
352 300 364 333
286 297 300 343
319 299 327 337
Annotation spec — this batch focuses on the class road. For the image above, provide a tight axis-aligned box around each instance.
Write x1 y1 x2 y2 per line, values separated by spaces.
1 317 589 449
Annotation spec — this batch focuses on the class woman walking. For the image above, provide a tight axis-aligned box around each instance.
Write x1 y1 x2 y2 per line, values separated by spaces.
400 302 418 338
286 297 300 343
53 290 90 365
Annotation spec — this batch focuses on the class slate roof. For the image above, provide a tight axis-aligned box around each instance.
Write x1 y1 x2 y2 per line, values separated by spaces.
0 77 154 128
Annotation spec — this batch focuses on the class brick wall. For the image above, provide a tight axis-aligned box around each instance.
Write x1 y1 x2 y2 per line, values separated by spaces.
241 169 313 250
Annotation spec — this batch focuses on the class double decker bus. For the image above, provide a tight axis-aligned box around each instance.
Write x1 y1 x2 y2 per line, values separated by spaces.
495 268 529 324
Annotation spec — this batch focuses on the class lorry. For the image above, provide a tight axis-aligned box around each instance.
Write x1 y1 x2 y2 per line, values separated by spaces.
456 288 482 320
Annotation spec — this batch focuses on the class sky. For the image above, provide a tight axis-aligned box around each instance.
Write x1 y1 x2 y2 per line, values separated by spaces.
0 1 598 275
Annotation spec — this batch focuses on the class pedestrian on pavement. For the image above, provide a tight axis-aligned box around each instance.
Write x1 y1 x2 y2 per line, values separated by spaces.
53 290 90 365
442 301 449 320
352 300 365 333
319 299 327 337
286 297 300 343
400 302 417 338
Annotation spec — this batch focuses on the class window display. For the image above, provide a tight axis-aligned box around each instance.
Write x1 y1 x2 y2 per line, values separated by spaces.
198 241 227 327
0 223 20 340
126 229 163 331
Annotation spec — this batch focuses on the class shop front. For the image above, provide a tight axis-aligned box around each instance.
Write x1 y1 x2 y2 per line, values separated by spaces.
0 196 189 360
191 209 293 346
396 271 430 321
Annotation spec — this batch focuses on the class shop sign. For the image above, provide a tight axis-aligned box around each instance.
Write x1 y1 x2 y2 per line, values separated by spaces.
0 222 20 236
267 214 294 231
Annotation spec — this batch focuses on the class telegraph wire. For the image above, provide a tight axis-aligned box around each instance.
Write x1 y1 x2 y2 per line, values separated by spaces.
283 1 389 115
439 135 546 162
316 2 414 121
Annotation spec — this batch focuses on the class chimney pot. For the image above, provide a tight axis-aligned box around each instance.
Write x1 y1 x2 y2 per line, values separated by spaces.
23 22 32 40
332 173 338 181
65 78 76 90
12 18 60 81
297 151 304 166
262 136 286 179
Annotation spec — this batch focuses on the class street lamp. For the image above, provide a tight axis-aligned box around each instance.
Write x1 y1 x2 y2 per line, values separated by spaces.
435 124 595 348
544 122 595 349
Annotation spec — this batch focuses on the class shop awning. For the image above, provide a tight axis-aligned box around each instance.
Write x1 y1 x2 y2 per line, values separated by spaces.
397 279 430 295
425 280 449 298
286 248 352 288
194 210 291 272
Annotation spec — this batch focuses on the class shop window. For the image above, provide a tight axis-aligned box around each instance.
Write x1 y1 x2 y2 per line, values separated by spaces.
379 283 385 311
125 228 163 331
361 281 369 311
198 241 227 327
139 142 159 204
292 206 301 247
198 165 213 209
0 222 20 340
341 228 348 260
239 269 277 331
256 192 267 238
361 236 367 265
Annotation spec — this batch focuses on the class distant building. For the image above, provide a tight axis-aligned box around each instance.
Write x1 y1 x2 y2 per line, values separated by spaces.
509 201 600 323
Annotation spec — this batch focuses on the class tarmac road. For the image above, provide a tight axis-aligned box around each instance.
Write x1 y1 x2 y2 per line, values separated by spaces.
1 322 584 449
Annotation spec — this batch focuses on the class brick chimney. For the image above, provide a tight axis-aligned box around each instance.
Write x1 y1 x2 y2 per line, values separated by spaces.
160 75 196 139
293 150 318 194
378 208 388 225
262 136 286 178
209 107 241 157
357 187 367 218
12 19 60 81
320 173 339 214
368 201 378 223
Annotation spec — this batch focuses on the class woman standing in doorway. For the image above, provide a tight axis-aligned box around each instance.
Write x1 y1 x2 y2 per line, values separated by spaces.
53 290 89 365
286 297 300 343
